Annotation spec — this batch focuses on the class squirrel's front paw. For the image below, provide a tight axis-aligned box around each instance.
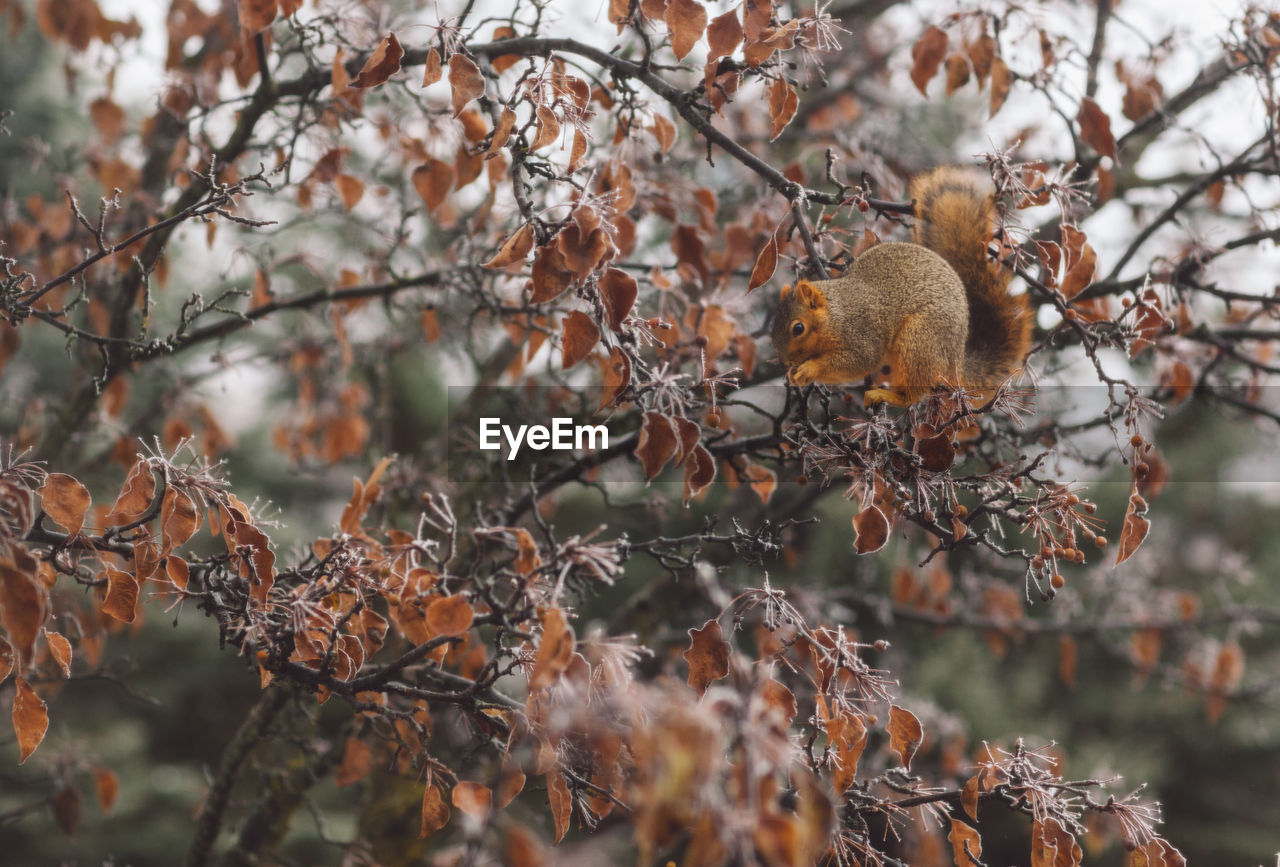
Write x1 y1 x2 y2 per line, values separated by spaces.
864 387 910 408
788 361 821 386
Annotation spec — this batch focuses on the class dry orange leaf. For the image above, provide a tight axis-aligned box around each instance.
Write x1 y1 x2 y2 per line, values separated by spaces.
968 33 996 84
89 97 126 144
560 311 600 370
162 554 188 592
852 505 890 554
351 32 403 88
1058 635 1078 688
961 774 980 822
487 107 517 158
452 781 493 820
649 113 676 154
910 26 948 96
238 0 276 36
161 486 200 552
557 225 612 277
531 245 575 303
1060 226 1096 299
448 54 485 117
531 104 561 150
52 783 79 833
768 78 798 141
422 46 442 86
1032 816 1082 867
455 141 484 189
412 159 455 214
949 818 983 866
106 459 156 526
682 442 715 505
506 823 549 866
608 0 631 32
748 235 777 292
887 704 923 770
707 8 743 60
102 567 139 624
335 173 365 211
92 766 119 814
671 223 710 284
420 782 451 837
1164 361 1194 405
665 0 707 61
570 128 588 174
529 607 575 690
39 473 91 538
989 56 1012 117
944 53 971 94
1 554 48 670
12 676 48 764
673 416 700 465
601 346 631 408
425 594 474 636
547 772 571 843
683 618 730 696
744 463 776 505
335 735 373 787
421 309 441 343
0 637 12 683
512 527 541 575
490 25 521 73
831 711 868 792
483 223 534 270
916 432 956 473
1077 97 1117 160
599 268 638 332
1128 838 1187 867
1115 486 1150 565
498 754 527 808
45 629 72 678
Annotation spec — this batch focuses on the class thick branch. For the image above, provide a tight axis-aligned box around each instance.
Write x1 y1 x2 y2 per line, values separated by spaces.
186 683 295 867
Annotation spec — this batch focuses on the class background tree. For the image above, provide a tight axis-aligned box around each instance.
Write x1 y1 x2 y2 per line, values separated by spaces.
1 0 1278 864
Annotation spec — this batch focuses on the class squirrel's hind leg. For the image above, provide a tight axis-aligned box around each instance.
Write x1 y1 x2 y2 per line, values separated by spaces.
879 311 964 406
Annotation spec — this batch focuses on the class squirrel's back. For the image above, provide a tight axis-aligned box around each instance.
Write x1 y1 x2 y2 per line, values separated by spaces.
820 242 967 345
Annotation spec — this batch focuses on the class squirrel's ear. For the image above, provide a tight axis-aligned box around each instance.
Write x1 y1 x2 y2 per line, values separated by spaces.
796 280 826 310
779 283 793 301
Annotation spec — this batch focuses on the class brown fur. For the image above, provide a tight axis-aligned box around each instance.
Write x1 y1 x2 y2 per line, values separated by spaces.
773 167 1032 404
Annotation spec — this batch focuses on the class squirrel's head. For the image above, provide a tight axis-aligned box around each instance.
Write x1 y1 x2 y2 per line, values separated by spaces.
772 279 829 367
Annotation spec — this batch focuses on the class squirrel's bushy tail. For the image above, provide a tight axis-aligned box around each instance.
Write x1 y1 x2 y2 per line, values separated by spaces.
910 167 1032 387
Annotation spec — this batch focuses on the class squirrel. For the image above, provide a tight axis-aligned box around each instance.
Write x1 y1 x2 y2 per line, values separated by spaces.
772 166 1032 407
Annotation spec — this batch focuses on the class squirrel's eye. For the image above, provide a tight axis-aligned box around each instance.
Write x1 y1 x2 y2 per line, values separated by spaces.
791 321 805 337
